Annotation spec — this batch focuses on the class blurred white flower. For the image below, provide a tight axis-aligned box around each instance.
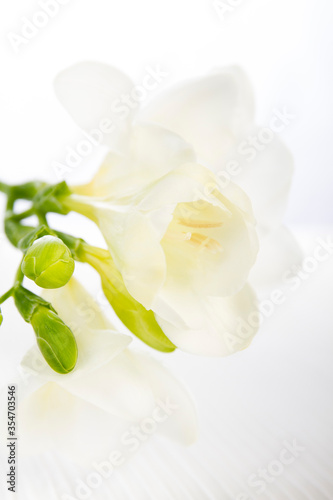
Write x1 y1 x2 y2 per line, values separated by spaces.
18 279 197 465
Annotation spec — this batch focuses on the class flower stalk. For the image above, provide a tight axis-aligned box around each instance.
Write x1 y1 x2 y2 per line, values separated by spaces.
0 288 14 305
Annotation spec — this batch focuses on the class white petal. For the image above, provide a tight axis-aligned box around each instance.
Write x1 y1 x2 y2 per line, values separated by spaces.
57 350 197 441
96 207 167 309
250 225 304 294
72 123 196 198
140 66 254 168
19 349 197 458
156 284 259 356
19 382 132 464
138 164 258 304
56 350 155 420
129 122 196 183
54 61 135 152
20 347 197 464
42 277 112 331
20 328 131 383
153 287 208 331
72 150 125 197
128 352 197 445
224 131 294 232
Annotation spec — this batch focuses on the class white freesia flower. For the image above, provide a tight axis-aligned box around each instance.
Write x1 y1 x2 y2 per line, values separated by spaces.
63 151 259 356
18 279 197 465
53 62 302 355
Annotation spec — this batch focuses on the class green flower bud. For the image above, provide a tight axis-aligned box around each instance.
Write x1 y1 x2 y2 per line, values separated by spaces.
30 306 78 374
22 235 75 289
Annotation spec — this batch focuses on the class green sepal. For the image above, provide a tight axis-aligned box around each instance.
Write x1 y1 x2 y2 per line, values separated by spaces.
103 280 177 353
33 182 72 216
18 225 55 252
13 285 56 323
4 219 36 249
79 245 176 354
54 231 86 260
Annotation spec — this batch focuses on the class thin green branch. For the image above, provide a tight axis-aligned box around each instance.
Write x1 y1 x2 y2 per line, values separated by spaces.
14 259 24 287
10 207 36 222
37 212 48 226
0 182 11 195
0 287 14 305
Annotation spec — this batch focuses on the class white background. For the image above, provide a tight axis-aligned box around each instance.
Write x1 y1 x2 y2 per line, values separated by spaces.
1 2 333 498
0 0 332 226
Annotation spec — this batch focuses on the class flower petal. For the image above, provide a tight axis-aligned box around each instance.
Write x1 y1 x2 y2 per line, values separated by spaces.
129 122 196 184
43 277 111 331
156 284 258 356
96 207 168 309
140 66 254 168
221 131 294 233
19 382 132 464
128 352 197 445
249 224 304 294
72 123 196 198
56 349 197 441
54 61 135 152
137 164 258 305
19 347 197 465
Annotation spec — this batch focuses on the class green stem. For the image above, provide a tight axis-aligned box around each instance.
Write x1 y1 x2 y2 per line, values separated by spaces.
37 212 48 226
10 207 36 222
14 260 24 287
0 181 47 201
76 242 109 262
0 182 11 195
0 288 14 305
62 194 98 222
6 196 14 212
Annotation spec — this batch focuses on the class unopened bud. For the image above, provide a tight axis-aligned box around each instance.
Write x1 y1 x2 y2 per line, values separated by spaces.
22 235 74 289
30 306 78 374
